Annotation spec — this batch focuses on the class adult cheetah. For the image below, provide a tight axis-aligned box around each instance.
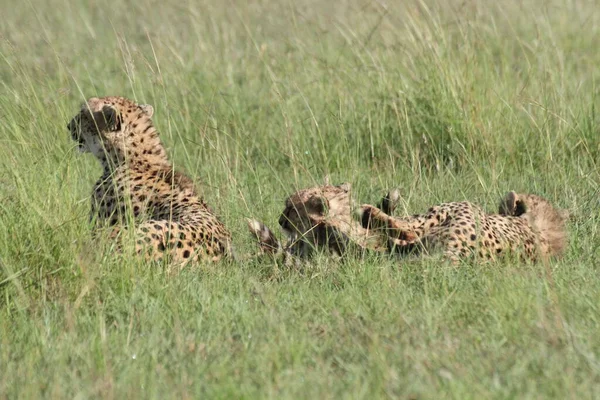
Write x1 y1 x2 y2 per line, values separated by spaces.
358 191 568 263
247 183 398 264
68 96 232 263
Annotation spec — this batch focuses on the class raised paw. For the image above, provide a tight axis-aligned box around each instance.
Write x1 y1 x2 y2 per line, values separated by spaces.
378 188 401 215
246 218 282 255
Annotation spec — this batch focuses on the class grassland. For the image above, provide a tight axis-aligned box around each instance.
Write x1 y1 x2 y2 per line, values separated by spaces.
1 0 599 398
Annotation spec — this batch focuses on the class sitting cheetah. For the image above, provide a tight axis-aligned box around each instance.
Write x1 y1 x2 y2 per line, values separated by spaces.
68 96 233 263
247 183 397 264
358 191 568 263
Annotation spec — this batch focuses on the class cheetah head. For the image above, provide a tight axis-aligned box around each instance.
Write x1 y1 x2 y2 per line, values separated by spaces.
499 191 569 221
67 96 156 162
277 183 354 256
278 183 352 236
499 191 569 257
248 183 395 261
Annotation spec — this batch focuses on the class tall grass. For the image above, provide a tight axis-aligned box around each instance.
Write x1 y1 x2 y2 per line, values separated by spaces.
1 0 599 397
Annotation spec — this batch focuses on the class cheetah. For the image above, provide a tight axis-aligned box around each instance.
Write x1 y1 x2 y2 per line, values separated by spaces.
247 183 401 265
358 191 568 263
68 96 233 264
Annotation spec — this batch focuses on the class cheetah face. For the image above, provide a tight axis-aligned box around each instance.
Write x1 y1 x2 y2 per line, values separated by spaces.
67 96 154 160
278 194 327 238
278 183 352 239
67 107 112 156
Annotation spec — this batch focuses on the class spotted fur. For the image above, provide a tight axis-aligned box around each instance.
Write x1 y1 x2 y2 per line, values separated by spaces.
68 96 232 264
358 191 568 263
247 183 396 264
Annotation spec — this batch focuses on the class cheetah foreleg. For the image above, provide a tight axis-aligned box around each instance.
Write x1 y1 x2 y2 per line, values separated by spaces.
357 204 419 242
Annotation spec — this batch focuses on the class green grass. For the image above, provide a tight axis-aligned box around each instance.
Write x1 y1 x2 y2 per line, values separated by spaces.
1 0 600 397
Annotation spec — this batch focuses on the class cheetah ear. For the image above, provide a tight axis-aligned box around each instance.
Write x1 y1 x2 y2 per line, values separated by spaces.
139 104 154 118
97 105 121 132
338 183 351 192
514 199 527 216
499 191 517 215
501 191 527 216
379 188 401 215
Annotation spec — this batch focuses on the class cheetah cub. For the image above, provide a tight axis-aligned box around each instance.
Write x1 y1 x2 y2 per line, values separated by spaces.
359 191 568 263
247 183 398 265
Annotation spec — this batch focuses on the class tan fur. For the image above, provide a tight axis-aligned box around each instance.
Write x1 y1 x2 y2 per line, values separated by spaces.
247 183 394 262
359 191 568 263
498 192 568 259
68 96 232 264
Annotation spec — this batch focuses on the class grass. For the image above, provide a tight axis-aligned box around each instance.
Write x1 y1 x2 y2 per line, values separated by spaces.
1 0 600 397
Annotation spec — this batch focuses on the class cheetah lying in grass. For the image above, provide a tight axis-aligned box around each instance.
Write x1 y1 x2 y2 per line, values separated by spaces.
67 96 568 267
247 183 400 265
358 191 568 263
